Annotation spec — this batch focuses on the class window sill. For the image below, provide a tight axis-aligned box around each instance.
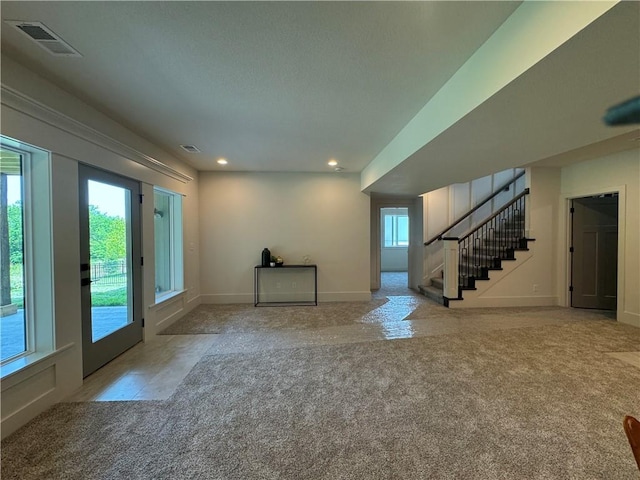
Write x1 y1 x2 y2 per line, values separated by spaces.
1 343 74 380
150 289 186 310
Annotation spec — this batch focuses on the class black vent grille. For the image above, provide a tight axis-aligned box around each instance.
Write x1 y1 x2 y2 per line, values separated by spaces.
6 21 82 57
17 25 56 40
180 145 201 153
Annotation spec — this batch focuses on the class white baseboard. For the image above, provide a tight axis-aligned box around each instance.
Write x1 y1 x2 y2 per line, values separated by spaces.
200 291 372 304
154 305 185 331
318 291 372 302
449 295 558 309
200 293 254 304
185 294 201 313
619 310 640 328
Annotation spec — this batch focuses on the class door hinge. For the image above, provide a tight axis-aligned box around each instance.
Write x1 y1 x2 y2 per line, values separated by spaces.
570 207 575 214
139 193 144 204
141 256 144 266
141 317 145 327
569 246 574 253
569 286 574 292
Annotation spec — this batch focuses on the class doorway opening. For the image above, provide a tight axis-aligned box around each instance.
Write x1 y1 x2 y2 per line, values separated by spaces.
370 195 423 296
380 207 410 295
570 193 618 310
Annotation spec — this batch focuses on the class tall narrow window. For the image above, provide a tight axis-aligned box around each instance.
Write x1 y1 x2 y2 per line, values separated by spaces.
154 188 183 299
0 148 26 361
1 138 53 371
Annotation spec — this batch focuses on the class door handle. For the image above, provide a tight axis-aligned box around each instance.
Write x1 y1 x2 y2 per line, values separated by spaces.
81 278 95 287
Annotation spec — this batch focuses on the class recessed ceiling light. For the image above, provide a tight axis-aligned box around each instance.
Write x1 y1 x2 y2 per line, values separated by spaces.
217 158 228 165
328 159 338 166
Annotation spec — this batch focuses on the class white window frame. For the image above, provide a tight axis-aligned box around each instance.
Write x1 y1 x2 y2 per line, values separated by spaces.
153 187 183 301
383 213 409 248
1 138 54 372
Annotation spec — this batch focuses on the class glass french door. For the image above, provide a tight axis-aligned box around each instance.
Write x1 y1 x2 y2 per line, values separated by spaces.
79 165 142 377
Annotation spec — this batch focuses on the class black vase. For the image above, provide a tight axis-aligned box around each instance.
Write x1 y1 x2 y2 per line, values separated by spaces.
261 248 271 267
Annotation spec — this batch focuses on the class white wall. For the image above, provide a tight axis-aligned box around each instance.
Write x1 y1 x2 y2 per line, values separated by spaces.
558 149 640 327
381 247 408 271
199 172 370 303
1 56 200 437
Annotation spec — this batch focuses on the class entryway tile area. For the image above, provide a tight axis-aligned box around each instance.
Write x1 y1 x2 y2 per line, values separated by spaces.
605 351 640 370
64 334 217 402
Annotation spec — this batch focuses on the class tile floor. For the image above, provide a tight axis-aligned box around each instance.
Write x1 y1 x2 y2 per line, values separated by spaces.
64 272 640 403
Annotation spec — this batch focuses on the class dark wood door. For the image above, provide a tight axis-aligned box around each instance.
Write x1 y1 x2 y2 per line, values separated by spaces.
571 196 618 310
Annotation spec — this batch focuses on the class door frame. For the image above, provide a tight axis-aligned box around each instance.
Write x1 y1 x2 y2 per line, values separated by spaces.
570 195 618 309
370 195 423 292
559 185 626 316
78 163 143 377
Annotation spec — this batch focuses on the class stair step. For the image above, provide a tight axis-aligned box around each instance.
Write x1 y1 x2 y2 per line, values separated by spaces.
482 238 525 247
418 284 445 305
491 230 525 236
469 246 514 256
459 262 495 274
461 253 502 263
431 277 444 289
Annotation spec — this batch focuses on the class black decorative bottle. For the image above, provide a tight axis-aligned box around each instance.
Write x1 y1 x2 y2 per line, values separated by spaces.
261 248 271 267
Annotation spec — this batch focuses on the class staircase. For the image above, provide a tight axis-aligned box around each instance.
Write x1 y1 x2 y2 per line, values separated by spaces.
419 277 444 304
420 187 532 307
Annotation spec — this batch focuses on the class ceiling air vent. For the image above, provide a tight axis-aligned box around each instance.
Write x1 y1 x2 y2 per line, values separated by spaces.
5 21 82 57
180 145 201 153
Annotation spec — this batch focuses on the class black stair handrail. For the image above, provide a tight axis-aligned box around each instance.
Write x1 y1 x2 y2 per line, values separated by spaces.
458 188 529 244
424 170 525 246
457 189 530 290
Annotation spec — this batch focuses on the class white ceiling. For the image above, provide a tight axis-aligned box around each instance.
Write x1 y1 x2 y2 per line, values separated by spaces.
1 1 638 196
364 1 640 195
0 1 521 174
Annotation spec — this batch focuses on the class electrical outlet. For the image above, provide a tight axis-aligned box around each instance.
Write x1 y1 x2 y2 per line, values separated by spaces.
276 282 281 289
292 282 297 289
533 284 538 293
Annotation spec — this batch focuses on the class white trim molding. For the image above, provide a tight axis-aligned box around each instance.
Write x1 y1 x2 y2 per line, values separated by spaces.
1 86 193 183
558 184 629 324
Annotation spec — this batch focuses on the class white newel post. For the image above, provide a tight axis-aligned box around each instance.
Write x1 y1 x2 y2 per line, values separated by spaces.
442 237 459 299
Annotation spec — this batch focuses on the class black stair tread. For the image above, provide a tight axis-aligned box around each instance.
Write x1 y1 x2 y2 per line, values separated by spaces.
460 265 504 272
461 253 502 261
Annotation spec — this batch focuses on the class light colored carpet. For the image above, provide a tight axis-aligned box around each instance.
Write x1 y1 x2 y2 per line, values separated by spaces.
2 319 640 479
159 299 388 335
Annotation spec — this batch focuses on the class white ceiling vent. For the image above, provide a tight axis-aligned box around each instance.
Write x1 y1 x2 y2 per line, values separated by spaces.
5 21 82 57
180 145 201 153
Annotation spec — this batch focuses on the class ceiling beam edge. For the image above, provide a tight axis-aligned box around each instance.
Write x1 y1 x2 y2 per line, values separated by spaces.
360 0 619 194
